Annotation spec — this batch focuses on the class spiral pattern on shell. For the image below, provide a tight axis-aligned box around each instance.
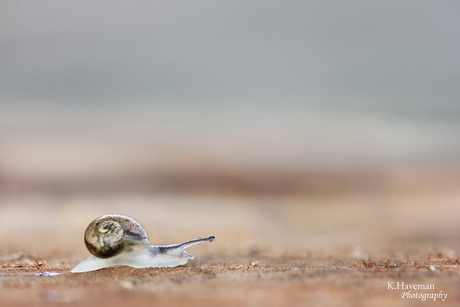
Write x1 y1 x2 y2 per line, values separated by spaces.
84 214 150 258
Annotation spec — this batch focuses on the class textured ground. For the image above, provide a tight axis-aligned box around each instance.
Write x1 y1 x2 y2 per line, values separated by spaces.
0 169 459 307
0 254 459 307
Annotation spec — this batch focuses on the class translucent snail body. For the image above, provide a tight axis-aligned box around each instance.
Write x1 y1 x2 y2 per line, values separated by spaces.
71 214 215 273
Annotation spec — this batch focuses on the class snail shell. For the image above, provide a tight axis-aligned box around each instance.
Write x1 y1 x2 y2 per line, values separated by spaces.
84 214 149 258
71 214 215 273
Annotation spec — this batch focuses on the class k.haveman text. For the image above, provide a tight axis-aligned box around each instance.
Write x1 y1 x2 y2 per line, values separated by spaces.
387 282 434 290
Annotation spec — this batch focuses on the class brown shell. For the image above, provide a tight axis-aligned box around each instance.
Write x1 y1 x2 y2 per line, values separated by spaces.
84 215 150 258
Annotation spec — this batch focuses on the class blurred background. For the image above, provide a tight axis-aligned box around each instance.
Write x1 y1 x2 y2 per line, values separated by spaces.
0 1 459 263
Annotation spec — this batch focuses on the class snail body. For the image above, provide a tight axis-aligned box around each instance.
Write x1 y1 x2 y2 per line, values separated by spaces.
71 214 215 273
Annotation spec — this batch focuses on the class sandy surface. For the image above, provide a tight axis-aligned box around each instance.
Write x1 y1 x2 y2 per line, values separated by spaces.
1 257 459 307
0 168 459 307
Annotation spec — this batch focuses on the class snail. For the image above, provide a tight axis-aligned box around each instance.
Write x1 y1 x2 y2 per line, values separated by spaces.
71 214 215 273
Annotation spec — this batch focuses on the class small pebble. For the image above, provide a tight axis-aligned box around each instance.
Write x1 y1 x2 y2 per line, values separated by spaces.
36 272 61 277
120 281 134 290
